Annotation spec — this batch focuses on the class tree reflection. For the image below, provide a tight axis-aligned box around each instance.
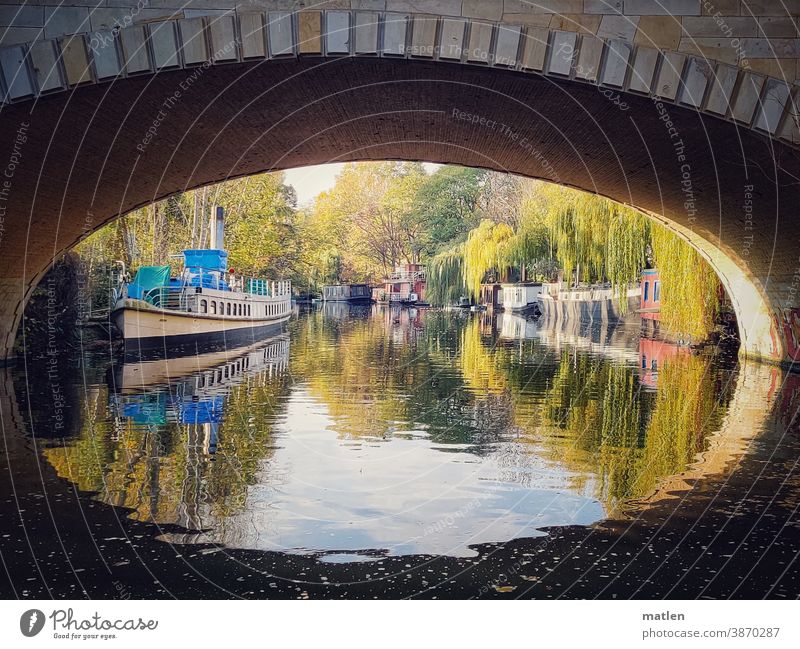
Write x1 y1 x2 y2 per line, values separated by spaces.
38 309 734 533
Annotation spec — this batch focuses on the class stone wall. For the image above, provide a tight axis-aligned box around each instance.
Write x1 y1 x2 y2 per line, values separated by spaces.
2 1 799 83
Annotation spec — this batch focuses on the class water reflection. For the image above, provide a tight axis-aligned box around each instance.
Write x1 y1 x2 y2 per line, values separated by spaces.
39 306 747 558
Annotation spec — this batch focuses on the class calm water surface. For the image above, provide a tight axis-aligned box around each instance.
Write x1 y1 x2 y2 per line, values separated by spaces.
3 304 799 598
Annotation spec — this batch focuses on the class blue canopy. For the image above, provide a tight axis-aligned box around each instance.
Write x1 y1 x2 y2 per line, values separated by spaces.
183 249 228 272
183 249 229 290
127 265 170 300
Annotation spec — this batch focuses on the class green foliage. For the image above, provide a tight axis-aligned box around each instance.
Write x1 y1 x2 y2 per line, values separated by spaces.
463 220 515 299
427 244 467 305
651 224 721 341
409 166 486 256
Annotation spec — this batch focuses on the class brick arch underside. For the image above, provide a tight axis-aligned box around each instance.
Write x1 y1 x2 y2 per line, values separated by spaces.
0 57 798 364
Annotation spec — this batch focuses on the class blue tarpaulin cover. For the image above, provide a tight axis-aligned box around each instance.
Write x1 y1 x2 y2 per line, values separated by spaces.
183 249 228 272
183 249 229 290
128 265 171 300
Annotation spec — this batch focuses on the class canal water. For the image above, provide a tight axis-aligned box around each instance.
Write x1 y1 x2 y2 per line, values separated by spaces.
1 304 798 598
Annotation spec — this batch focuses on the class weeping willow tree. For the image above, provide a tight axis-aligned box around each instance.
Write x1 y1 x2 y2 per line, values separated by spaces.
539 185 607 284
425 180 721 340
650 224 721 341
606 205 650 309
526 184 650 313
503 190 556 281
462 220 515 299
427 244 467 305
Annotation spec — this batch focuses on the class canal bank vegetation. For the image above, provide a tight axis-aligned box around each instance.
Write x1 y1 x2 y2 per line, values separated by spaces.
40 162 724 347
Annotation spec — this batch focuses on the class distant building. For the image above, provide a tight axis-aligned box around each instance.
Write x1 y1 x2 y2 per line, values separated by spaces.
479 283 502 309
376 263 426 304
479 282 543 312
641 268 661 318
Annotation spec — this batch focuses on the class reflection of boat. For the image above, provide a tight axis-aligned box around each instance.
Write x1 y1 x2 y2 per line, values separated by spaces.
110 335 290 454
498 310 641 365
110 208 291 357
110 334 290 393
321 301 373 320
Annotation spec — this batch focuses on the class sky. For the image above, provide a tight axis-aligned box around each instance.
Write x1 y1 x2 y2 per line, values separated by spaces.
284 162 442 206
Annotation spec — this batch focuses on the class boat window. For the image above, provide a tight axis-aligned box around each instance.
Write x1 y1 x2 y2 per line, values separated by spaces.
200 299 207 313
211 301 217 315
226 302 231 315
654 281 660 302
644 281 650 302
247 304 251 317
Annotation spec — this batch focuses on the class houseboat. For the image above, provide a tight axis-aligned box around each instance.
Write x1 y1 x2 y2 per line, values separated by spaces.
322 283 372 303
538 281 640 323
501 283 543 313
111 209 291 356
376 263 427 305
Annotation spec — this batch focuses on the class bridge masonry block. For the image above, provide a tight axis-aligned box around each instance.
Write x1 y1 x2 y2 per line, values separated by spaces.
119 24 150 73
149 20 180 69
548 30 576 75
297 11 322 55
680 57 712 107
655 51 686 100
210 14 239 60
178 18 208 65
239 12 266 59
60 34 92 85
89 30 121 79
629 46 658 93
602 39 632 87
327 10 351 54
410 14 437 58
28 39 63 91
732 71 766 123
521 26 548 71
268 11 293 57
467 21 493 63
705 63 739 115
439 17 466 60
382 13 407 56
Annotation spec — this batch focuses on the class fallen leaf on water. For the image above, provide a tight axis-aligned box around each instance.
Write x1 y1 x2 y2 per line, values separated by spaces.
493 585 517 593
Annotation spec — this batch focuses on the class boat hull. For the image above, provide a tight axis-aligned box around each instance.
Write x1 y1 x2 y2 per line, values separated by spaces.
112 301 289 360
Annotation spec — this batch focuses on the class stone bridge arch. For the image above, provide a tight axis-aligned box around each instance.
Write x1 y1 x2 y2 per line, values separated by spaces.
0 2 799 364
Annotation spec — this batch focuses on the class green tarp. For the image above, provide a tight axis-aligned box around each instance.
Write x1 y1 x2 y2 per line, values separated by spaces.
128 265 170 300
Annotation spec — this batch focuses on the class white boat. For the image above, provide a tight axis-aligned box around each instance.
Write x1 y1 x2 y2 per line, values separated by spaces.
111 209 291 358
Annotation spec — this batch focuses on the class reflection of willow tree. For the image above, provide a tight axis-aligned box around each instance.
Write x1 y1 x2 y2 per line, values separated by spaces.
290 310 530 448
629 355 728 498
536 352 729 512
42 370 291 527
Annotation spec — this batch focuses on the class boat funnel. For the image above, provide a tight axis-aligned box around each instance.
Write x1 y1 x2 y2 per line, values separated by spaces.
209 206 225 249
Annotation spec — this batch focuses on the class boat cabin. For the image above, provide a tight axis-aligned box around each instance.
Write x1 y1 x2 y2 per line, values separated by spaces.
501 283 543 312
322 284 372 302
377 263 426 304
641 269 661 320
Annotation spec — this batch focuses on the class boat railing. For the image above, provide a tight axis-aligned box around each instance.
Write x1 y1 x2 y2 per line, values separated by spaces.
386 270 425 282
143 286 171 308
245 278 292 298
